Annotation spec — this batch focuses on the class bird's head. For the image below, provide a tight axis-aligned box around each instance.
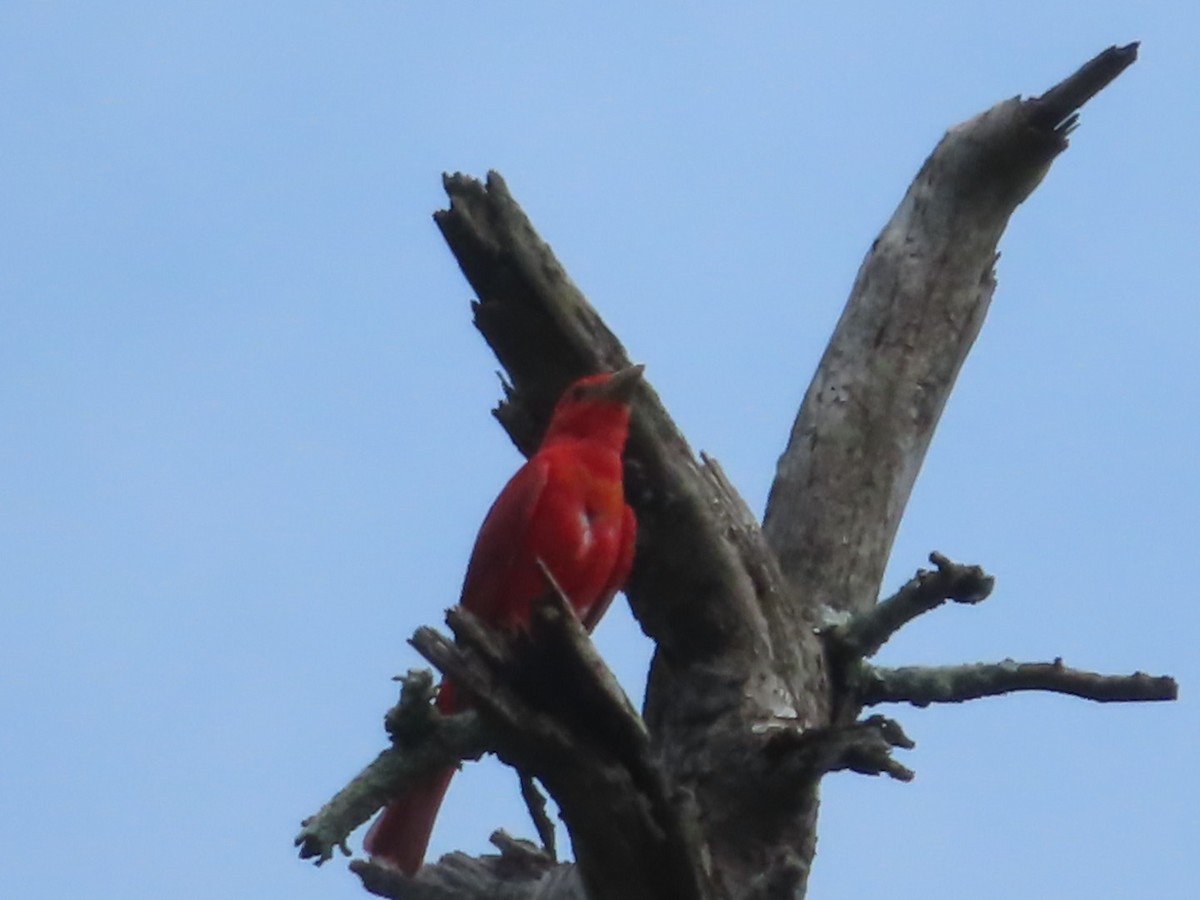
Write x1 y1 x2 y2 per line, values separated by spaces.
541 364 644 450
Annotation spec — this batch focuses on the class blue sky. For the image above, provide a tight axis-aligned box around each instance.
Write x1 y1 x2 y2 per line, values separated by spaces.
2 3 1195 898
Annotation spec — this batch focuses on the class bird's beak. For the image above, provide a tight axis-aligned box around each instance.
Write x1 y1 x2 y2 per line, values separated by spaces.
596 364 644 402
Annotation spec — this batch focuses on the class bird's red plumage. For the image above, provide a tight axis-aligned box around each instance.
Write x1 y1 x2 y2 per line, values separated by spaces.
364 367 640 873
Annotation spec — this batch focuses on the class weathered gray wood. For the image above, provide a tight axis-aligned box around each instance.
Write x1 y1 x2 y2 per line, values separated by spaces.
860 660 1178 707
433 170 828 898
762 45 1139 619
352 840 587 900
408 594 712 900
295 672 489 865
297 43 1162 900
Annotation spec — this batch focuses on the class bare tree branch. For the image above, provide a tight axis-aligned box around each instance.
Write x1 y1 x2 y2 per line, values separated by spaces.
763 714 917 783
859 659 1178 707
352 832 579 900
761 44 1141 623
827 552 994 659
295 673 488 865
411 592 711 900
519 775 557 861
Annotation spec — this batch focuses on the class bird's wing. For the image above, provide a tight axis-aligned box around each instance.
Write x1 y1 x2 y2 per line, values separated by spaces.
457 455 550 623
581 502 636 633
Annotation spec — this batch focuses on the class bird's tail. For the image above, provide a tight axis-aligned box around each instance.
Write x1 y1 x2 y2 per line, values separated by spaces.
363 764 456 875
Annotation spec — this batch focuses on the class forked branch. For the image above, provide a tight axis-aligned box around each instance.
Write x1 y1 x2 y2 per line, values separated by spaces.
830 554 1176 713
764 715 917 784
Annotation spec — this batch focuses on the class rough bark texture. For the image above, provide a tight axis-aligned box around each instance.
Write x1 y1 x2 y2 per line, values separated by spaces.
761 44 1140 619
433 169 829 899
297 43 1178 900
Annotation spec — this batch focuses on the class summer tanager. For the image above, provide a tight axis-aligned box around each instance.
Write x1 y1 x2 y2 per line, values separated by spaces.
363 365 643 873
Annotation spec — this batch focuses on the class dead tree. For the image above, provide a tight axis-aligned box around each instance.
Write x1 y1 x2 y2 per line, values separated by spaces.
296 43 1175 900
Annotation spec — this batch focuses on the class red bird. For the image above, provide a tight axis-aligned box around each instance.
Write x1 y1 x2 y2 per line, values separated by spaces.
364 365 643 874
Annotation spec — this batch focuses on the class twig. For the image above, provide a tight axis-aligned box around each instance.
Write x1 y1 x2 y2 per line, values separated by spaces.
859 659 1179 707
519 774 557 861
764 715 916 783
828 553 994 659
490 829 557 872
